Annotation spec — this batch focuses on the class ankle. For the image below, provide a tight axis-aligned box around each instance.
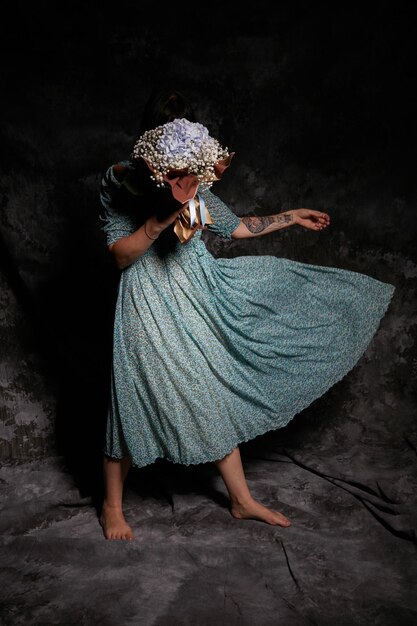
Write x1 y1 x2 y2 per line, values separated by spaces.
230 495 254 507
102 500 123 512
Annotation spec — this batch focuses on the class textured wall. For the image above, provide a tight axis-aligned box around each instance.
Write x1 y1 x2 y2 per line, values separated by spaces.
0 4 415 482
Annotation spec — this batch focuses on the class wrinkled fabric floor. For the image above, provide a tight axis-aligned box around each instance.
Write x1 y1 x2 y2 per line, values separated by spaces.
1 384 416 625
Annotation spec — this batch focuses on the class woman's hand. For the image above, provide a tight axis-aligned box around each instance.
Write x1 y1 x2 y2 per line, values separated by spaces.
292 208 330 231
151 201 207 235
148 205 185 236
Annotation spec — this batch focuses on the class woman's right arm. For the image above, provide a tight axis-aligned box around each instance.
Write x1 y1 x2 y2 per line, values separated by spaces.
109 208 184 270
101 161 187 269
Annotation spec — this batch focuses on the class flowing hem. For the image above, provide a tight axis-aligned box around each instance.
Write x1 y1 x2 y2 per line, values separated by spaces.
103 283 395 470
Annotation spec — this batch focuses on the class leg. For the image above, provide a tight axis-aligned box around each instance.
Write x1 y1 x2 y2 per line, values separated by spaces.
214 446 291 527
99 454 135 540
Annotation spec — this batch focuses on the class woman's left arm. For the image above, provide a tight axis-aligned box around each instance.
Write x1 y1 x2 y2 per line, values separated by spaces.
231 208 331 239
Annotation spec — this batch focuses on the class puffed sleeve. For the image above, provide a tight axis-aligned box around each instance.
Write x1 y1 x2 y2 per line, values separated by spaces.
99 161 139 246
199 188 241 240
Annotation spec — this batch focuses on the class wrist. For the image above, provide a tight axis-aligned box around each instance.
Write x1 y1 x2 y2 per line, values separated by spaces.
146 216 163 238
288 209 298 225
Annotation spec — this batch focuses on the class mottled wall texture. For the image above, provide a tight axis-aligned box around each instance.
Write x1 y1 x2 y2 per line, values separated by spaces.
0 4 416 486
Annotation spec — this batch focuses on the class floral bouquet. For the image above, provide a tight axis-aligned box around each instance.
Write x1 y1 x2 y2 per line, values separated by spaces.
130 118 235 243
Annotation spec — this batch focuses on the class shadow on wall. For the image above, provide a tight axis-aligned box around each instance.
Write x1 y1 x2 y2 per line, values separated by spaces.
0 172 121 507
49 188 121 503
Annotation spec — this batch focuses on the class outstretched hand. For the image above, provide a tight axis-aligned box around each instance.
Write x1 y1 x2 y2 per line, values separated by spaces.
292 208 330 231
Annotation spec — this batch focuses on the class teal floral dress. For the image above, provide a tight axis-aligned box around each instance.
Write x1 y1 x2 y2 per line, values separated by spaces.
99 160 396 469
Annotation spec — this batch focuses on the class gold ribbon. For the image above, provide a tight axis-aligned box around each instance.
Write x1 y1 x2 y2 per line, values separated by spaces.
173 195 214 244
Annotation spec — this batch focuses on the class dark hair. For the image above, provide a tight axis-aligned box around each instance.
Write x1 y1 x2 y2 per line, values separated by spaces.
133 86 198 258
137 86 197 135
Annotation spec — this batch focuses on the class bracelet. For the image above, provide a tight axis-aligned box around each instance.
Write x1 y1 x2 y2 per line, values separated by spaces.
144 220 159 240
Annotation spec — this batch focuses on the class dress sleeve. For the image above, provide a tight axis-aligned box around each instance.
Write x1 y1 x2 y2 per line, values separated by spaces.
99 161 139 246
199 188 241 240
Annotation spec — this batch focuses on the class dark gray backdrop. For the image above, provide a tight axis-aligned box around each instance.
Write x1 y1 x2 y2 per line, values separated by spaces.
1 3 416 625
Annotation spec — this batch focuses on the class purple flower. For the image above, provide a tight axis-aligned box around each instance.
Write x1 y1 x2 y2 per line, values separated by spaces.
156 118 210 160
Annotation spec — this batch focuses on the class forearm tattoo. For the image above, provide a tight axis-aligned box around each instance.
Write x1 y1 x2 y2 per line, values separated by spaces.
241 213 294 233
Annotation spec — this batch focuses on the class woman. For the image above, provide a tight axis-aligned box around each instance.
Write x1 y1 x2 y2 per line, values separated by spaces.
98 87 395 540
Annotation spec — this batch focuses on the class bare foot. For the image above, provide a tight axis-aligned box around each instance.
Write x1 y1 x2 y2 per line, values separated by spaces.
230 498 292 527
99 502 135 540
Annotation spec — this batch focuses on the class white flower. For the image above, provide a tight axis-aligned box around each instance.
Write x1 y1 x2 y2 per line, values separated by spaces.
131 118 230 190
